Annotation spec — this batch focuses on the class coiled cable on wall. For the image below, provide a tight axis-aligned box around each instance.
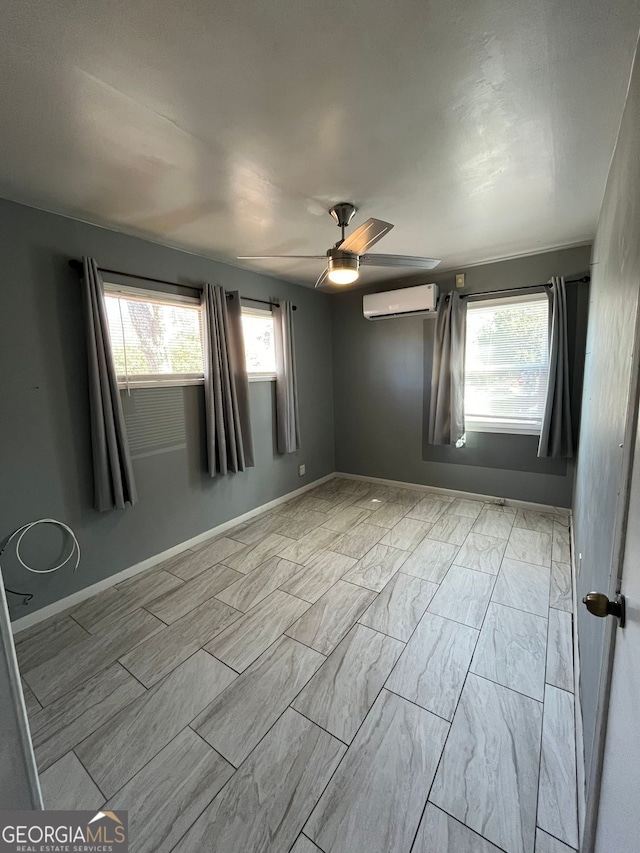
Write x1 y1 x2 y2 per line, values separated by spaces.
1 519 81 605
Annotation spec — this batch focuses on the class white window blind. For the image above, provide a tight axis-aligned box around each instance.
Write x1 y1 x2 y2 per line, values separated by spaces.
464 292 549 434
241 307 277 379
104 284 205 388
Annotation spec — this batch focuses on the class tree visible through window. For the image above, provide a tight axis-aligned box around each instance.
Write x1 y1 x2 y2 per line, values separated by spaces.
464 293 549 433
104 287 204 384
241 309 277 377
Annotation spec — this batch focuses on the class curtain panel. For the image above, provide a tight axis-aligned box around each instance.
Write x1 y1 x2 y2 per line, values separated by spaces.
428 291 467 447
81 257 138 511
273 300 300 454
538 276 573 458
202 284 254 476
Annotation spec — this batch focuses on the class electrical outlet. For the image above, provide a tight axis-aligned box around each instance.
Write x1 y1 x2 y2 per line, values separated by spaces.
494 497 506 506
455 273 466 288
298 464 306 477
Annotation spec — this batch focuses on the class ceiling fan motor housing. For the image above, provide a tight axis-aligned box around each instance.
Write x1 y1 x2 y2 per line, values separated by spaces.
327 247 360 282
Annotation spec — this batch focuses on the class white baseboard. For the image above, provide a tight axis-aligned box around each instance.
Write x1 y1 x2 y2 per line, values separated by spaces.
335 471 571 516
11 472 335 635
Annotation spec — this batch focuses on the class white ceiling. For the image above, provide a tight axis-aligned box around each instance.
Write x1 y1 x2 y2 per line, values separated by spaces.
0 0 638 289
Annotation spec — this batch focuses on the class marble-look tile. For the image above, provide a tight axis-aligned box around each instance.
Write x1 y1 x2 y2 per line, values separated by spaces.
164 539 245 581
384 487 423 509
492 558 551 617
481 503 517 518
215 556 300 610
322 495 360 517
428 565 495 628
291 837 323 853
332 523 387 559
359 573 438 641
505 527 552 567
15 616 88 673
281 551 357 603
546 608 574 692
535 828 577 853
471 603 548 700
173 709 345 853
322 505 373 532
401 539 458 583
406 497 451 523
514 509 555 536
277 526 338 565
205 589 310 672
274 510 328 539
223 532 294 574
293 624 404 742
145 564 242 623
538 686 578 848
341 544 408 592
280 495 334 517
550 561 573 612
386 612 477 720
39 751 104 810
413 803 503 853
226 511 284 545
430 674 543 853
455 532 506 575
473 508 514 539
427 513 475 545
24 608 163 705
195 636 324 765
305 690 449 853
286 581 376 655
21 680 42 716
119 598 241 686
76 651 236 798
30 663 146 772
379 517 431 551
72 569 183 633
367 502 409 529
552 522 571 563
105 728 234 853
446 498 484 519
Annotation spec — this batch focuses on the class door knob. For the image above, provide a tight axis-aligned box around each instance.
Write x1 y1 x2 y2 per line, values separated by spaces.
582 592 626 627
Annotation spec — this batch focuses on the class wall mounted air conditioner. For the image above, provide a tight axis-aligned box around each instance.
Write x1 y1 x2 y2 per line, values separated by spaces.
363 283 439 320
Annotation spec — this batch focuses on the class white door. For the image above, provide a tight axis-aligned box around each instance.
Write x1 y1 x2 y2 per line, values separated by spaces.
592 391 640 852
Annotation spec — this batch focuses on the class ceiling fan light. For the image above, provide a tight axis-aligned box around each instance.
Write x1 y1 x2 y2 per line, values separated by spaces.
327 251 359 285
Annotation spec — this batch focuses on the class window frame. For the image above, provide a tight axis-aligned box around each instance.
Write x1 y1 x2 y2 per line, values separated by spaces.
103 282 205 389
241 305 277 382
464 291 549 437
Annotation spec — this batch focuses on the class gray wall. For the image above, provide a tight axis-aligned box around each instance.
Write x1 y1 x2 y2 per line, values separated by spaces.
572 41 640 795
331 245 591 506
0 198 334 620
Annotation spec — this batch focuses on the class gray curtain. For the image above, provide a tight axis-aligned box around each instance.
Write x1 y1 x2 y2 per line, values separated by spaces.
428 291 467 447
81 257 137 511
273 300 300 454
202 284 254 476
538 276 573 458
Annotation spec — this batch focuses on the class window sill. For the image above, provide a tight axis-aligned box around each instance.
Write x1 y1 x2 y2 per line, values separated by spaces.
466 422 542 436
249 374 276 383
118 377 204 390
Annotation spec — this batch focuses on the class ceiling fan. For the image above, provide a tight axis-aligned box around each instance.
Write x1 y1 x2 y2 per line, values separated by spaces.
238 203 441 288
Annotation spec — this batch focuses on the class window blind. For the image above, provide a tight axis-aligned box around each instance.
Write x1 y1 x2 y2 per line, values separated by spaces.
464 293 549 433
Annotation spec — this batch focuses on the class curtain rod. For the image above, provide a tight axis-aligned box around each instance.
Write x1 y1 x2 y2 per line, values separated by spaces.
452 274 590 301
67 259 296 310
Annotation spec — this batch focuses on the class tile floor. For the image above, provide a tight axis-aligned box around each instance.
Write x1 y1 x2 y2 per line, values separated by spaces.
16 477 578 853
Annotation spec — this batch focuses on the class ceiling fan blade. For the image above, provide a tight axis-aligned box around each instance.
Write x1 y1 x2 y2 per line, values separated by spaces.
360 253 441 270
314 268 329 289
238 255 326 260
339 218 394 254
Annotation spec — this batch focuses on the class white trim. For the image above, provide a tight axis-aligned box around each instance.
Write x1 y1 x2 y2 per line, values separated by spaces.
103 282 201 306
11 472 334 635
571 521 587 846
334 471 571 515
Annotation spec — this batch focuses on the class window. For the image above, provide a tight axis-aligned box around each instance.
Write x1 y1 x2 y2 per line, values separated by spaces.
104 284 204 387
464 293 549 434
241 307 277 380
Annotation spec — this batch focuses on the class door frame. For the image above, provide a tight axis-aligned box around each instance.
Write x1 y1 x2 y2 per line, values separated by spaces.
582 295 640 851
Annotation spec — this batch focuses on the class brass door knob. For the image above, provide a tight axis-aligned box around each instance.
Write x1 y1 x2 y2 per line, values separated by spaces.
582 592 626 627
